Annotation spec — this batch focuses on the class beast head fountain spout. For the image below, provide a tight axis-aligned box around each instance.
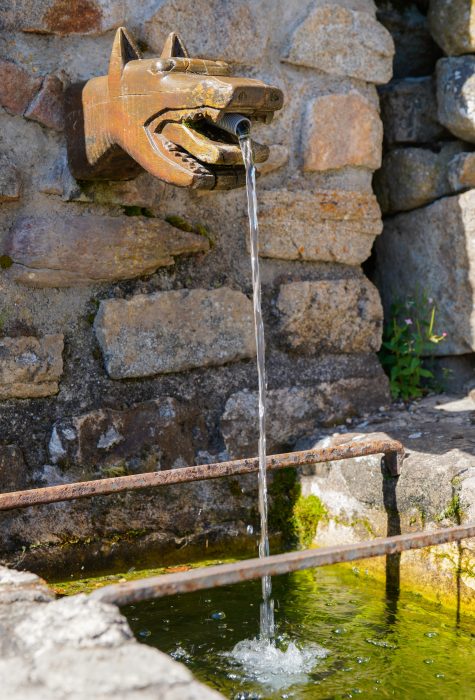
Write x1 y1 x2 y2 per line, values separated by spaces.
65 28 284 190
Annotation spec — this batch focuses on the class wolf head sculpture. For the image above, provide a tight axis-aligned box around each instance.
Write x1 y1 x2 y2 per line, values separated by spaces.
65 28 284 190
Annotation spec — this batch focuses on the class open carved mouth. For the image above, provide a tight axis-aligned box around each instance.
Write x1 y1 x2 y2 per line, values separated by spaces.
145 108 271 190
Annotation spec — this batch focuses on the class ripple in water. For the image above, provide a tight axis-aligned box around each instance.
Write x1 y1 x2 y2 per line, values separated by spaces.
225 637 330 691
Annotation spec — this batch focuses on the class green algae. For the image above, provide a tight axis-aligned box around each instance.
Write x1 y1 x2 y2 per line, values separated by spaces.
292 494 328 547
51 555 241 596
123 563 475 700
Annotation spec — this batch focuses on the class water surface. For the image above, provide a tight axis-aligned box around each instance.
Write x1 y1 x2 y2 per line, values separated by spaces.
123 564 475 699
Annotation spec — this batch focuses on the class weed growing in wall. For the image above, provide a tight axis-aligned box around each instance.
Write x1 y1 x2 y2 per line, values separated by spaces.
379 294 447 400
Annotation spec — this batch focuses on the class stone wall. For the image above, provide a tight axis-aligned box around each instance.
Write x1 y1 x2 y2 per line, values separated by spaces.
373 0 475 383
0 0 393 570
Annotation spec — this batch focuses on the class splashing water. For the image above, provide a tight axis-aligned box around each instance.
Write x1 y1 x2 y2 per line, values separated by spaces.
228 637 329 691
239 133 274 639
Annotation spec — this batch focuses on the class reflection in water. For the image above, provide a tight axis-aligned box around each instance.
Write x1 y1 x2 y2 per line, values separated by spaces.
382 456 401 628
123 564 475 699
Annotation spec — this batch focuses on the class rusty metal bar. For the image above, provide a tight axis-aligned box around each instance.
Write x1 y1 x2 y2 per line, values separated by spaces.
0 437 404 512
90 523 475 606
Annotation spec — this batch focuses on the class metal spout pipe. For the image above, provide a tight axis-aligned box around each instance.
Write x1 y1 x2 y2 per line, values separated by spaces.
216 113 251 138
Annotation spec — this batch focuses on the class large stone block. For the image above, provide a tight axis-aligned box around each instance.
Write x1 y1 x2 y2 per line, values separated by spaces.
0 158 21 203
221 378 390 459
437 57 475 143
374 142 468 215
0 335 64 399
3 215 209 287
428 0 475 56
0 0 125 35
94 288 256 379
283 4 394 84
448 152 475 191
0 60 42 116
49 398 205 473
256 189 382 266
376 4 441 79
277 278 383 354
143 0 268 65
374 190 475 355
0 446 28 493
379 77 447 146
303 94 382 172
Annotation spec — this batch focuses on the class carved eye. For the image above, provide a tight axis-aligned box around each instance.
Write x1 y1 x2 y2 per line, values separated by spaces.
149 59 175 74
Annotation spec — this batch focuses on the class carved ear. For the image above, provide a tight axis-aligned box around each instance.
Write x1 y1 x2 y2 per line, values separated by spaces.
161 32 189 58
108 27 141 94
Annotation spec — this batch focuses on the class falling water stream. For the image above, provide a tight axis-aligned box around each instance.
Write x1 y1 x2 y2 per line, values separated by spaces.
239 133 274 640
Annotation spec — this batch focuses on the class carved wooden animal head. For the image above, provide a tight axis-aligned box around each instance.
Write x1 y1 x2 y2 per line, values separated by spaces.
65 28 284 190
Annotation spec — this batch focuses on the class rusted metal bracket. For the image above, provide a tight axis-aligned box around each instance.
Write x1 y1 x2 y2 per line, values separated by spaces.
0 437 404 512
90 523 475 605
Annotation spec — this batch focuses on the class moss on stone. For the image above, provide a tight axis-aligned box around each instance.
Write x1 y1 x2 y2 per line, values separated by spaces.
292 493 328 547
268 468 300 545
101 464 128 478
166 215 214 246
52 555 241 596
165 215 194 232
437 492 465 524
123 206 155 217
0 255 13 269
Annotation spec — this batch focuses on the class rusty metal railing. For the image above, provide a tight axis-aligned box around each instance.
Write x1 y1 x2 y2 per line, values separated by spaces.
90 524 475 605
0 437 404 511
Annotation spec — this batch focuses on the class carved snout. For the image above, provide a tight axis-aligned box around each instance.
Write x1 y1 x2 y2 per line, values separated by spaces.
65 27 284 189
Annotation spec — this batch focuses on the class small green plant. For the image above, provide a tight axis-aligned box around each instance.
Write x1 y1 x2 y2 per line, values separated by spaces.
379 294 447 400
292 494 327 547
101 464 128 478
439 492 464 525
